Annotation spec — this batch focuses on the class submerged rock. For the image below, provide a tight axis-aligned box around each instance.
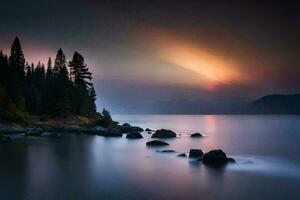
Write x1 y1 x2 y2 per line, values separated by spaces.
177 153 187 157
151 129 176 138
202 149 234 166
126 132 143 139
189 149 204 158
190 133 203 138
159 149 175 153
146 140 169 146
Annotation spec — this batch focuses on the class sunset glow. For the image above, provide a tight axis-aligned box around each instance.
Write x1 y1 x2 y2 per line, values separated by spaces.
141 30 246 91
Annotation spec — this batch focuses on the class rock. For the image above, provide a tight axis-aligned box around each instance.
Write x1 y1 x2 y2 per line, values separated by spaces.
190 133 203 138
99 128 122 137
146 140 169 146
108 128 122 134
177 153 187 157
0 134 11 143
189 149 204 158
227 157 236 163
147 131 152 134
117 124 143 133
126 132 143 139
160 150 175 153
145 128 153 132
202 149 233 166
151 129 176 138
97 129 108 136
26 127 44 136
123 123 131 127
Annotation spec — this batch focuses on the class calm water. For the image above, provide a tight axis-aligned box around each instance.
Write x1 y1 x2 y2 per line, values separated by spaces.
1 115 300 200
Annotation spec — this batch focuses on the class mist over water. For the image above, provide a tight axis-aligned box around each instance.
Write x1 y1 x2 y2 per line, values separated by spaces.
1 115 300 200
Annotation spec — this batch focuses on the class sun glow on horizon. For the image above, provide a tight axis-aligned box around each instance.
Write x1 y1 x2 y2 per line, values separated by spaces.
141 30 248 91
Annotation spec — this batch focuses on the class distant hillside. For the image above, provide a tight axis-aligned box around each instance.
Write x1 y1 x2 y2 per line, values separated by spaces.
147 94 300 115
250 94 300 114
150 98 248 114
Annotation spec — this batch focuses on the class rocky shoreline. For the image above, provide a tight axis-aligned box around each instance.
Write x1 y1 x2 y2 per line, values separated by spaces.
0 119 235 167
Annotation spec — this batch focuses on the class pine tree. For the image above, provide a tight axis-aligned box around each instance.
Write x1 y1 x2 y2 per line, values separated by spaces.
69 52 96 115
24 62 34 113
46 57 53 80
53 48 66 76
53 48 72 116
31 62 46 114
69 52 92 90
9 37 25 79
44 57 55 114
8 37 26 110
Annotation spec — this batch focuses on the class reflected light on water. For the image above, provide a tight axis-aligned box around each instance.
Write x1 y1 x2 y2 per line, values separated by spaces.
203 115 217 134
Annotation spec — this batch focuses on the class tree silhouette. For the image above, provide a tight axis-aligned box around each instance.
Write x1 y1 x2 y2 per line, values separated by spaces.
8 37 26 110
9 37 25 79
0 37 98 120
69 52 96 115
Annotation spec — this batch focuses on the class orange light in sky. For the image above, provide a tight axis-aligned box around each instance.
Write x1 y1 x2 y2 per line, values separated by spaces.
142 30 247 91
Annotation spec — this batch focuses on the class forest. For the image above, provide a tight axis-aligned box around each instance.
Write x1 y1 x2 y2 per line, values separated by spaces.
0 37 97 122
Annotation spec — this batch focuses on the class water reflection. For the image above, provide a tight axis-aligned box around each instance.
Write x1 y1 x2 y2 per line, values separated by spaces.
203 115 217 134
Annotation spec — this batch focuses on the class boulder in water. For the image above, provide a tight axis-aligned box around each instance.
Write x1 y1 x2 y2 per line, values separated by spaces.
146 140 169 146
151 129 176 138
190 133 203 138
177 153 187 157
159 149 175 153
189 149 204 158
202 149 234 166
126 132 143 139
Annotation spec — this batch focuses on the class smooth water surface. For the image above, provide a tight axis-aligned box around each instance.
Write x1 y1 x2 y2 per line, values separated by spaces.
1 115 300 200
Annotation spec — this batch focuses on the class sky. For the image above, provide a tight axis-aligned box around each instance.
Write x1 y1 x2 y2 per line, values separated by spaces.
0 0 299 113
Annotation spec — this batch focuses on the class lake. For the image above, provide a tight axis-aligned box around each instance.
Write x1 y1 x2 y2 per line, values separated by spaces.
1 115 300 200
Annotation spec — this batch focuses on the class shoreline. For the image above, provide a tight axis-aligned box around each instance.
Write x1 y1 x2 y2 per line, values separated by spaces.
0 115 143 136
